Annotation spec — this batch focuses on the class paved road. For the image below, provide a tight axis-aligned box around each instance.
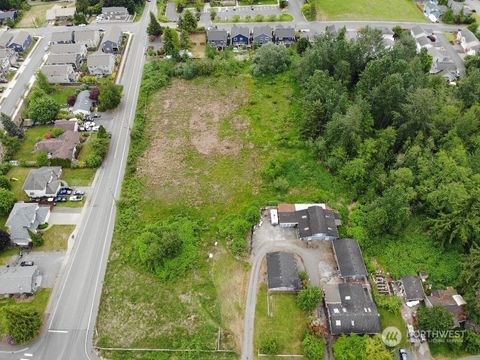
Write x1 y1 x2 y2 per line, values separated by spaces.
0 2 154 359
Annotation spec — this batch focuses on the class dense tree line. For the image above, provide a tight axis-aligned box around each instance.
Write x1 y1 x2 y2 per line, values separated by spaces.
76 0 143 15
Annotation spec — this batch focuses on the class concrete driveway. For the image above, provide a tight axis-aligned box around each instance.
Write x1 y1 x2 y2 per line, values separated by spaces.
49 207 82 225
19 251 65 288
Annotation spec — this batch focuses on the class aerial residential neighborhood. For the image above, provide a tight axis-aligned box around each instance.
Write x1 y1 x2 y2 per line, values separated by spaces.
0 0 479 358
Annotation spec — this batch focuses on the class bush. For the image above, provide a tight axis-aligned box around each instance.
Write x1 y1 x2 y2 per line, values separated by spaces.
0 175 11 190
302 3 316 20
273 176 290 192
98 81 122 111
52 128 64 138
38 223 49 230
260 337 279 355
4 306 42 344
297 286 324 311
35 151 49 167
303 334 326 360
29 230 44 247
0 188 16 215
67 95 77 106
28 96 60 124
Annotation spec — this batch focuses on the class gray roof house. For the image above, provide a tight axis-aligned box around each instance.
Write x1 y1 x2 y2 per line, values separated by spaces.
332 238 368 280
274 27 296 46
74 29 101 49
402 276 425 302
457 28 480 55
0 48 16 74
0 31 13 48
87 53 115 76
266 252 302 292
101 6 129 20
46 53 82 70
23 166 62 199
42 64 77 84
231 26 250 47
207 29 228 50
253 26 272 45
101 26 122 53
6 203 50 246
46 6 76 21
0 10 17 25
34 130 80 160
50 43 87 58
51 30 74 44
325 283 381 335
428 47 459 83
0 265 41 295
72 90 93 116
8 31 32 52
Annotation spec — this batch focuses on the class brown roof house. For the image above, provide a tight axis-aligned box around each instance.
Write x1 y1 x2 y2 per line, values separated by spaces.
34 127 80 161
425 288 467 327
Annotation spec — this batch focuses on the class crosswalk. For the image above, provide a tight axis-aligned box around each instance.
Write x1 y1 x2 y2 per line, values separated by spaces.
19 353 33 360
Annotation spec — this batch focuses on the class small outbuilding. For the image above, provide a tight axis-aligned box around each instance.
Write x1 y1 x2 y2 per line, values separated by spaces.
402 276 425 303
266 252 301 292
332 238 368 281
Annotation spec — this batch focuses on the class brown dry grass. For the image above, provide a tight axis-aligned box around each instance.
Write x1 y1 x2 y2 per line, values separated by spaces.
190 32 207 58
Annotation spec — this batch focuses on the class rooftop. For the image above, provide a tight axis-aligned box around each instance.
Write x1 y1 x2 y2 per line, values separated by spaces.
332 238 368 278
402 276 425 301
266 252 301 291
0 265 40 295
5 203 50 246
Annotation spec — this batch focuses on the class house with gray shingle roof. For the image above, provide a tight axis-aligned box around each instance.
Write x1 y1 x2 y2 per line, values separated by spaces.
101 26 122 53
74 29 101 49
457 28 480 55
207 29 228 50
72 90 93 116
0 31 13 48
0 265 41 295
34 130 80 161
6 203 50 246
51 30 74 44
87 53 115 76
50 43 87 58
46 53 82 70
42 64 77 84
274 27 296 46
101 6 129 20
266 252 301 292
402 276 425 302
8 31 32 52
23 166 62 199
0 48 16 75
252 26 272 45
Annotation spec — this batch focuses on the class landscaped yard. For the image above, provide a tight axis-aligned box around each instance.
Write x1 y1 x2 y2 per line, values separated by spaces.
62 168 96 186
17 1 74 28
7 167 30 202
238 0 277 5
50 86 80 108
254 283 309 356
38 225 75 252
312 0 426 21
378 307 408 349
14 125 54 162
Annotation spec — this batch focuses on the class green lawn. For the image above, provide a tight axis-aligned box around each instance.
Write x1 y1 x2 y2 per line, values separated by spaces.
0 248 21 266
62 168 96 186
7 167 30 202
0 288 51 337
17 1 75 27
254 284 308 355
378 307 409 349
312 0 426 21
37 225 75 252
14 126 54 162
50 86 79 108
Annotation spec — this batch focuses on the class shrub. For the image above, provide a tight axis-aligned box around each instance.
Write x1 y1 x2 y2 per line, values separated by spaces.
302 3 316 20
0 188 16 215
52 128 65 138
67 95 77 106
38 223 49 230
273 176 290 192
260 337 279 355
0 176 11 190
303 334 326 360
4 306 42 344
297 286 324 311
252 43 291 76
35 151 49 167
29 230 44 247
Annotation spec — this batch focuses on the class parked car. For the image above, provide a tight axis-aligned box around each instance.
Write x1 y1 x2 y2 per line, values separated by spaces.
398 349 408 360
74 190 85 196
91 125 100 131
69 195 84 202
92 113 101 118
54 196 67 202
20 261 34 266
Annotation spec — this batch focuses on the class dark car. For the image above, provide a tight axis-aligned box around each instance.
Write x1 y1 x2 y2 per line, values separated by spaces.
20 261 34 267
58 189 71 195
398 349 408 360
92 113 101 118
54 196 67 202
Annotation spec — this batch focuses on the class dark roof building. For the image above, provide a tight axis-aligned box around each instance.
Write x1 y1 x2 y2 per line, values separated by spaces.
402 276 425 302
274 27 296 46
207 29 228 50
325 283 381 335
6 203 50 246
266 252 301 292
0 265 41 295
231 26 250 46
253 26 272 45
426 287 467 327
332 238 368 280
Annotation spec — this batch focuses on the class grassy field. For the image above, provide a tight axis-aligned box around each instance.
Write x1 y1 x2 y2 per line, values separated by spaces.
17 1 74 28
190 33 207 59
429 341 471 359
312 0 426 21
62 168 96 186
378 307 408 349
7 167 30 201
254 284 308 356
38 225 75 251
15 126 54 162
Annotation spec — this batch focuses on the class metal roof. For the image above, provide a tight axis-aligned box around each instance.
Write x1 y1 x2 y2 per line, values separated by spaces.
333 238 368 278
266 252 301 291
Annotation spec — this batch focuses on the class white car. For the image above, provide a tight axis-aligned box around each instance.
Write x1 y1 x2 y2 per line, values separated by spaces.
69 195 84 202
91 125 100 131
78 23 86 27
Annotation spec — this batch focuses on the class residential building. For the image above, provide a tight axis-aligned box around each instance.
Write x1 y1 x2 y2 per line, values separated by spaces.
266 252 301 292
34 130 80 161
87 53 115 76
423 1 447 21
416 35 433 52
207 29 228 50
101 26 122 53
274 27 296 46
401 276 425 303
46 53 82 70
74 29 101 49
426 288 467 327
72 90 93 116
46 6 76 22
42 64 77 84
51 30 74 44
457 28 480 55
231 26 250 47
277 204 340 241
0 10 17 25
0 266 41 295
252 26 272 45
332 238 368 281
0 31 13 48
0 48 16 75
428 47 459 83
325 283 381 335
8 31 32 52
23 166 62 198
50 43 87 57
101 6 129 20
6 203 50 246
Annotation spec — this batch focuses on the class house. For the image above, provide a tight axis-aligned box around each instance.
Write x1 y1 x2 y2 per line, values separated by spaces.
381 27 395 49
101 6 129 20
46 53 82 70
423 1 447 21
207 29 228 50
426 288 467 327
42 64 77 84
74 29 101 49
230 26 250 47
416 36 433 52
50 43 87 57
0 31 13 48
0 10 17 25
23 166 62 198
252 26 272 45
277 204 340 241
447 0 471 15
266 252 302 292
51 30 74 44
274 27 296 46
325 283 381 335
46 6 75 22
72 90 93 116
401 276 425 304
332 238 368 281
457 28 480 55
428 47 459 83
411 25 427 39
8 31 32 52
34 130 80 161
5 203 50 246
101 26 122 53
87 53 115 76
0 48 16 75
0 266 41 295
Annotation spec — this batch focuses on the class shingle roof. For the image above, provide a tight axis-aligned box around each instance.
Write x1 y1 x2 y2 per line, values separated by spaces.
461 28 479 44
253 26 272 38
46 53 79 66
207 29 227 42
333 238 368 278
297 207 339 239
10 31 30 46
5 203 50 245
50 43 86 54
402 276 425 301
42 64 74 77
266 252 301 291
231 25 249 38
72 90 93 113
102 6 129 15
102 26 122 44
326 283 381 335
274 27 295 39
23 166 62 193
51 30 73 43
87 52 114 67
0 10 16 21
0 31 13 48
0 265 39 295
34 130 80 160
74 29 99 44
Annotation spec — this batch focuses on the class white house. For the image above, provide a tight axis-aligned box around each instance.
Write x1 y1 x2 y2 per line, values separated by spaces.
23 166 62 198
457 29 480 55
42 64 77 84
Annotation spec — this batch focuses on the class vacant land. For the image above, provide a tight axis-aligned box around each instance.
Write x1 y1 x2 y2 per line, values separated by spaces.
190 33 206 59
62 168 96 186
313 0 426 21
38 225 75 251
378 308 408 349
18 1 74 28
50 86 79 107
254 284 309 356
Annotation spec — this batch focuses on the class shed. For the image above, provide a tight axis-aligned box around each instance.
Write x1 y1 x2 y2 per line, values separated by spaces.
266 252 301 292
401 276 425 302
72 90 93 115
332 238 368 280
